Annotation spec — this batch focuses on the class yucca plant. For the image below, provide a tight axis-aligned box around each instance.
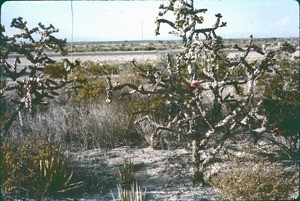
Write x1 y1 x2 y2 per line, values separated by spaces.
118 159 135 186
34 144 83 196
1 136 83 199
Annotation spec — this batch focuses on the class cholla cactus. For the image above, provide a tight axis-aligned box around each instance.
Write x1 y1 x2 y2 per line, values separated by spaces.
107 0 295 184
1 17 77 133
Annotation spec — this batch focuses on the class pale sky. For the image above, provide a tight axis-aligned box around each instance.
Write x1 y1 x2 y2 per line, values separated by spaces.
1 0 299 42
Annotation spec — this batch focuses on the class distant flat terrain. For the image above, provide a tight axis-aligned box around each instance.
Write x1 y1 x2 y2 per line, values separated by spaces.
8 47 299 68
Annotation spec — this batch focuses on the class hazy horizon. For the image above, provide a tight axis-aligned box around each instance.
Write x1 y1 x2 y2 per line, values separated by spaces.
1 0 299 42
65 36 298 44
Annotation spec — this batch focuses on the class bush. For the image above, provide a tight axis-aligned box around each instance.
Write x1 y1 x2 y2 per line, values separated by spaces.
118 61 158 85
7 99 138 150
259 48 299 156
44 62 68 79
69 61 119 103
211 159 298 200
1 136 82 199
71 77 106 103
131 93 169 119
82 60 119 75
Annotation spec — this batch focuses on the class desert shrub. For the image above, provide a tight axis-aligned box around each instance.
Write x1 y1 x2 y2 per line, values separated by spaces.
119 61 158 85
8 99 138 150
82 60 119 75
130 93 169 119
211 159 298 200
1 136 82 199
258 48 299 158
71 77 106 103
114 61 171 121
69 61 119 103
145 46 156 51
44 62 68 79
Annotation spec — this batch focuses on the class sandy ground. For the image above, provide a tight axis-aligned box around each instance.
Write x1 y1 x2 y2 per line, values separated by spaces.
70 146 220 201
65 140 299 201
7 51 166 67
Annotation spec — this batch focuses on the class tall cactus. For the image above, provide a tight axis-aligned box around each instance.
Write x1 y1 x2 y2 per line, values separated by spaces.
0 18 76 199
107 0 296 185
1 17 78 134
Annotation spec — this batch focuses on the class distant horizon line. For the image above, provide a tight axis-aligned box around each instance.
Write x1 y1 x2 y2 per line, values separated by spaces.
67 36 299 43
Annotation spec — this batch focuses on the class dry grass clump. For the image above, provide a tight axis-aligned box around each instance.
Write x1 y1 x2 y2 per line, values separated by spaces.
211 159 298 200
113 182 147 201
113 158 146 200
9 99 138 150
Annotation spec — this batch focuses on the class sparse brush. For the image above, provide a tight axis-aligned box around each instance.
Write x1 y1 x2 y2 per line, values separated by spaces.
7 99 137 150
211 159 298 200
112 182 147 201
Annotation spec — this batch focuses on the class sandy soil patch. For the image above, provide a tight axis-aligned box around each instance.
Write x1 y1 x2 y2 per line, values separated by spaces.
70 147 221 200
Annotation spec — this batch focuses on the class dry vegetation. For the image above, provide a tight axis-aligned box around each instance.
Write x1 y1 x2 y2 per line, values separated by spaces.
1 1 299 200
2 42 299 201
